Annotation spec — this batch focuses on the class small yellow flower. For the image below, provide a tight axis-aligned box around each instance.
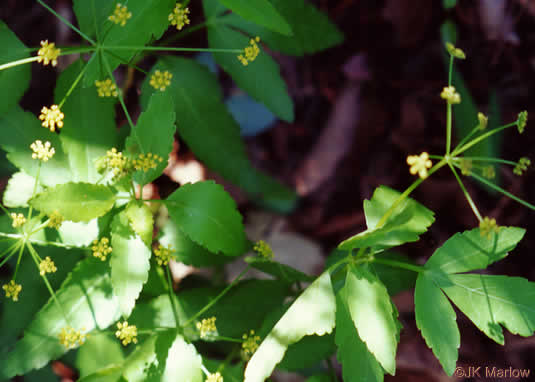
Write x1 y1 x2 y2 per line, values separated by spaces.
514 157 531 176
445 42 466 60
196 317 217 339
168 3 190 31
98 148 132 180
406 152 432 179
39 256 57 276
482 165 495 179
47 211 64 229
238 37 261 66
10 213 26 228
58 326 88 349
37 40 61 67
440 86 461 104
479 216 499 239
30 140 55 162
477 112 488 130
39 104 64 132
253 240 273 260
2 280 22 301
115 321 138 346
154 244 174 266
206 372 224 382
109 3 132 26
91 237 113 261
517 110 528 134
95 78 118 97
133 152 163 172
241 329 260 360
149 70 173 91
459 158 472 176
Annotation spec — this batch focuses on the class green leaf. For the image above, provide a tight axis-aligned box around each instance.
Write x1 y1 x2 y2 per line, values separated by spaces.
58 219 101 247
0 106 72 186
206 23 294 121
125 91 176 186
414 272 459 376
76 333 124 378
443 0 457 9
166 180 247 256
335 289 384 382
245 256 314 283
140 57 298 213
159 218 232 267
344 265 398 375
54 59 119 183
338 186 434 251
125 201 154 246
29 182 116 222
0 258 120 378
110 210 151 317
2 172 43 208
220 0 343 56
74 0 176 85
244 271 336 382
160 334 203 381
425 227 525 274
77 366 123 382
0 21 30 117
370 251 417 296
432 273 535 345
278 333 336 372
217 0 292 36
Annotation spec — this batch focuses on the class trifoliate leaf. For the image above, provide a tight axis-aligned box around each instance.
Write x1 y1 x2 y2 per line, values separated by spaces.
244 271 336 382
414 272 459 376
165 180 247 256
425 227 525 274
29 182 116 222
110 210 151 317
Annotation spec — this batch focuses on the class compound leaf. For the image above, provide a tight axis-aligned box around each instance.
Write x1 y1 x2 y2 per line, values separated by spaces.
2 172 42 208
29 182 116 222
165 180 247 256
244 271 336 382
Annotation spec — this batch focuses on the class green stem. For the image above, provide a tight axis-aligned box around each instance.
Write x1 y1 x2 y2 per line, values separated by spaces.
0 56 39 71
102 45 242 54
58 61 89 108
446 102 452 155
452 123 516 157
459 156 518 166
27 162 42 221
448 162 482 221
166 266 182 334
36 0 96 45
0 241 22 268
158 21 210 47
182 265 252 328
371 258 425 273
448 54 453 86
12 241 25 280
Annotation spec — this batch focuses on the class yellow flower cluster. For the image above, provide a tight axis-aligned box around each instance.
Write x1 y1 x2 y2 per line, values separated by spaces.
517 110 528 134
2 280 22 302
406 152 432 179
479 217 499 239
238 37 261 66
514 157 531 176
477 112 488 130
39 256 57 276
39 104 64 132
154 244 174 266
115 321 138 346
206 372 224 382
91 237 113 261
10 213 26 228
48 211 64 229
440 86 461 104
30 140 55 162
133 152 164 172
150 70 173 91
445 42 466 60
241 329 260 360
95 78 118 97
37 40 61 67
58 326 88 349
168 3 190 31
109 3 132 26
253 240 273 260
482 165 495 179
196 317 217 339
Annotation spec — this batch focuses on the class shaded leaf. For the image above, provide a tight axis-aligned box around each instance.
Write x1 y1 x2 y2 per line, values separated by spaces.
125 201 154 246
370 251 417 296
165 180 247 256
278 333 336 372
30 182 116 222
245 256 314 283
244 271 336 382
217 0 292 35
76 333 124 378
